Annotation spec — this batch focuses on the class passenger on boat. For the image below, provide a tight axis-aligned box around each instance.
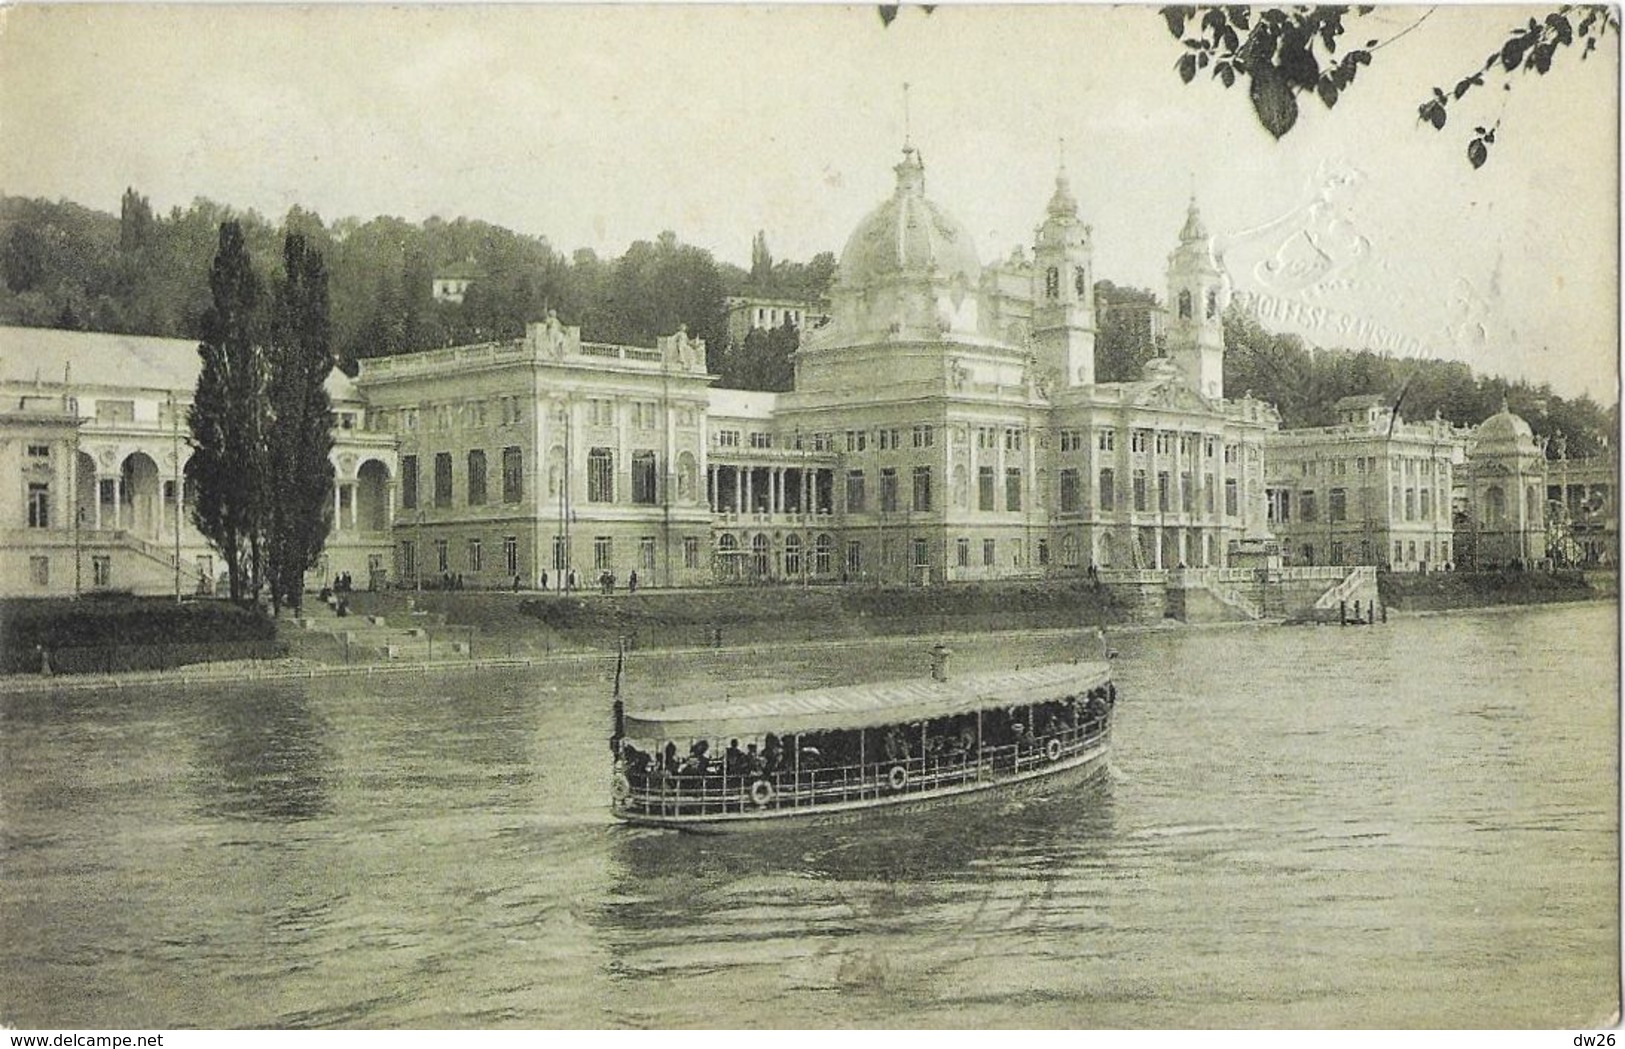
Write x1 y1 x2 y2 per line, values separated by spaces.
745 743 765 779
662 742 681 777
763 734 783 773
725 739 746 777
681 740 712 776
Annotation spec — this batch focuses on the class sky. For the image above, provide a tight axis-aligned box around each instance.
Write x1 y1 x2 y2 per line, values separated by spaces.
0 3 1618 401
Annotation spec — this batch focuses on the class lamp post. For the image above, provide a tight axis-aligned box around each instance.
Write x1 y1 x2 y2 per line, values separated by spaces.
415 509 425 592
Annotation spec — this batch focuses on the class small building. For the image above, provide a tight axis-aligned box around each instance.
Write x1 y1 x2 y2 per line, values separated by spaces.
1264 394 1465 571
723 295 827 350
0 326 395 598
1458 402 1547 569
432 260 480 304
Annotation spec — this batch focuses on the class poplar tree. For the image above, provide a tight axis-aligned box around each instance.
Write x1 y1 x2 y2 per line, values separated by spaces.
264 233 336 615
188 221 267 604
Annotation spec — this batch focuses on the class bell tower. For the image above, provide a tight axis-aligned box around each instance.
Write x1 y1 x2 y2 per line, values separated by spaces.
1031 163 1097 387
1166 197 1225 400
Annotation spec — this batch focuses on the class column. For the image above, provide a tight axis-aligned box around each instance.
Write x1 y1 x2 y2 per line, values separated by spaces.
113 476 123 531
93 473 102 530
334 485 343 533
734 467 744 515
744 468 754 515
1152 525 1163 569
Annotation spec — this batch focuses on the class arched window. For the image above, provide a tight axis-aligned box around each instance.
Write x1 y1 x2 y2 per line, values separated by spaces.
751 533 772 578
1045 266 1060 300
1178 289 1192 319
1074 266 1087 298
815 533 834 575
1060 531 1079 568
784 533 803 577
1486 485 1506 526
1205 289 1219 318
1099 468 1116 511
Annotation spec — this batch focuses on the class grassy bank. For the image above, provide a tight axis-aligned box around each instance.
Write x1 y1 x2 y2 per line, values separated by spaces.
0 596 283 675
1377 569 1603 612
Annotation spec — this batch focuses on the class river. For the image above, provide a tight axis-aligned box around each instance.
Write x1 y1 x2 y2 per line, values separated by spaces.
2 602 1616 1028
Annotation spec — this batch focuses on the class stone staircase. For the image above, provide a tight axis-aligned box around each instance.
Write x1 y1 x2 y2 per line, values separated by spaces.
289 600 475 662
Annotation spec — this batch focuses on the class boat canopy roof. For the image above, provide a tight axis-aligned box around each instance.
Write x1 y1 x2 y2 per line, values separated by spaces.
623 661 1111 740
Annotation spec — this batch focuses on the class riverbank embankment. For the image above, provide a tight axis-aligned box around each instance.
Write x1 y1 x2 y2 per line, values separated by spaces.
1377 569 1614 612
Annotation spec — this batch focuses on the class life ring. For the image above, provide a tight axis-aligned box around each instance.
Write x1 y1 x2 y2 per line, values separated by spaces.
1046 738 1063 762
612 773 632 801
750 779 775 807
888 765 908 791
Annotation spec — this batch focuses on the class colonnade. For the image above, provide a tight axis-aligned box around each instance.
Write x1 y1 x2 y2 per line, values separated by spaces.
706 464 835 516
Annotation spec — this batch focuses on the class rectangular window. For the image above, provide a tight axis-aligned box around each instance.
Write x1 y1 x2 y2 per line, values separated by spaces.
1059 469 1080 513
1059 429 1082 452
846 540 862 576
594 536 613 570
1157 472 1170 512
1133 470 1147 511
1206 475 1216 513
1330 488 1348 523
632 450 658 505
879 468 899 513
26 443 50 459
1099 469 1116 511
92 554 111 587
1404 488 1416 521
504 535 519 576
846 470 866 512
978 466 995 511
911 424 934 448
26 483 49 528
845 430 867 452
1005 468 1022 512
1301 491 1318 522
401 455 419 509
640 536 656 571
1004 427 1023 452
684 536 701 570
468 537 482 572
433 452 453 508
912 537 929 568
467 450 487 506
878 428 899 451
588 399 615 427
553 535 567 572
1330 541 1345 565
982 538 996 567
956 537 970 567
502 447 523 503
29 556 48 587
1098 429 1116 452
588 448 614 502
1225 478 1238 517
911 466 932 512
1420 488 1432 519
1155 432 1171 455
749 431 774 449
435 538 449 573
1037 538 1049 566
718 429 741 448
1181 472 1194 512
1131 429 1149 453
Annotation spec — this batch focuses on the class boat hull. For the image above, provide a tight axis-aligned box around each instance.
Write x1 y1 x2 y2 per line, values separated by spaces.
613 740 1110 834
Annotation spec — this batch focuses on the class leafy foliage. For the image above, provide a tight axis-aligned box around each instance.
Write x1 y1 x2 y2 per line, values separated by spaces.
1417 5 1617 167
188 221 269 604
1161 5 1376 138
264 233 336 615
1162 5 1618 165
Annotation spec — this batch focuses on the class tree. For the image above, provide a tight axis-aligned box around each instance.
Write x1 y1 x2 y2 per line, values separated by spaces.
188 221 268 604
1158 5 1617 167
263 233 335 616
749 230 774 285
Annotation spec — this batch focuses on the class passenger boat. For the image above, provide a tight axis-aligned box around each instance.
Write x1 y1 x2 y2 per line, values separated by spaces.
609 644 1115 832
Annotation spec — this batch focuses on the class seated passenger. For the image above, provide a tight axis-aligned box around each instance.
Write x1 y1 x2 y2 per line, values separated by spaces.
745 742 766 779
725 739 746 778
662 742 681 777
681 739 711 776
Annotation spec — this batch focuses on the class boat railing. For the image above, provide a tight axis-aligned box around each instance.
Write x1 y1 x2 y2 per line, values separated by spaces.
615 713 1111 818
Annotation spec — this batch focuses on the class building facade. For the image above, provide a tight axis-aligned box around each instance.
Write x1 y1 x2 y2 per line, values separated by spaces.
0 327 395 597
1265 395 1465 571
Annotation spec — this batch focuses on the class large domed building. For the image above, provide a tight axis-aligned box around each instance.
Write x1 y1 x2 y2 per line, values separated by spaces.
777 145 1279 580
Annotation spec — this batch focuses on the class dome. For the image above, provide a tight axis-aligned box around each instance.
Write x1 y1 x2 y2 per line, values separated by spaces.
836 146 981 291
1472 401 1536 452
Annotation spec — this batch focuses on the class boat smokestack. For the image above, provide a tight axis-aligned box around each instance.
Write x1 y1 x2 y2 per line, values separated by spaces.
929 643 952 682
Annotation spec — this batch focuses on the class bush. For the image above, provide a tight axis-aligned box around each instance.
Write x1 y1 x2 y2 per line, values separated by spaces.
0 597 276 674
